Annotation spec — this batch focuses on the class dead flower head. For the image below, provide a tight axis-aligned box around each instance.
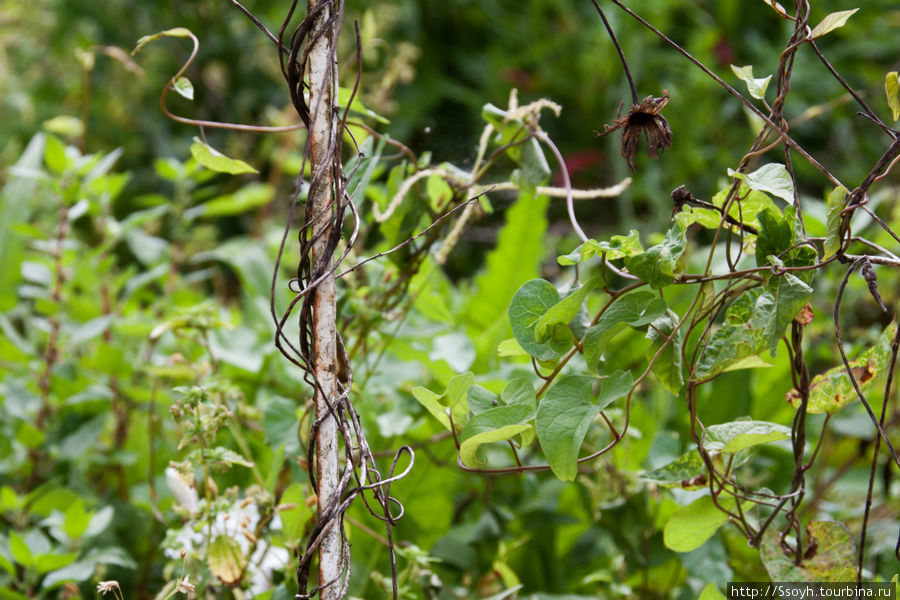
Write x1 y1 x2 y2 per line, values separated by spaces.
597 90 672 171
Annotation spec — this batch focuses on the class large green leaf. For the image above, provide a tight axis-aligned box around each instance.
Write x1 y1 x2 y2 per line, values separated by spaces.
624 221 687 288
703 420 792 454
730 163 794 205
789 320 897 414
583 291 667 373
663 494 736 552
508 279 572 360
764 268 812 354
760 521 856 582
755 206 794 266
695 288 773 380
536 374 630 481
534 276 602 340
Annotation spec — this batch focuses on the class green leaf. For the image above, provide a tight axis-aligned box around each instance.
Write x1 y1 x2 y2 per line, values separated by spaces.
646 310 684 394
808 9 859 39
43 134 69 175
34 553 77 575
278 483 312 543
729 163 794 204
696 289 773 380
189 138 258 175
663 494 735 552
624 221 687 288
755 206 794 267
557 230 643 265
640 451 707 488
9 532 32 568
730 65 772 100
823 185 847 258
583 291 667 373
536 376 600 481
337 86 389 124
760 521 856 582
886 71 900 121
459 405 533 467
63 500 90 540
511 138 551 192
185 182 273 218
132 27 194 55
508 279 572 360
42 115 84 139
699 584 727 600
497 338 528 357
704 420 792 454
534 276 602 341
790 320 897 414
764 270 812 354
208 535 246 585
411 372 474 431
172 76 194 100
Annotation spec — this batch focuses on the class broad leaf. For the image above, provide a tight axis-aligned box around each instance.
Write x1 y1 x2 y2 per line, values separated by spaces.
764 268 813 354
664 494 735 552
730 163 794 204
624 221 687 288
536 376 602 481
640 451 707 488
760 521 855 582
411 372 474 431
534 276 602 340
646 310 684 394
789 320 897 414
755 206 794 267
508 279 572 360
584 291 667 373
704 420 792 454
809 9 859 39
696 289 773 379
208 535 246 585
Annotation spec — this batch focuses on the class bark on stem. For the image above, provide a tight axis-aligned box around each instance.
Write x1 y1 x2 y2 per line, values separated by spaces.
306 1 342 597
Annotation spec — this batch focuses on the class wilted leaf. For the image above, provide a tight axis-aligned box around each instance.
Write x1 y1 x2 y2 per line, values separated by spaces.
208 535 246 584
760 521 855 582
132 27 194 55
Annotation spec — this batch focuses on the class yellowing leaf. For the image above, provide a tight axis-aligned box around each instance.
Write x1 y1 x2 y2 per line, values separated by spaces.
208 535 246 584
809 9 859 39
885 71 900 121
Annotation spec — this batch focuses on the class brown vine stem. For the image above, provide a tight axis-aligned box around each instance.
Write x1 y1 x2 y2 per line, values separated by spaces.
306 1 342 597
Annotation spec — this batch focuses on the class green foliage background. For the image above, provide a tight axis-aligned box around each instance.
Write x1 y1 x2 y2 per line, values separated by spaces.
1 1 899 599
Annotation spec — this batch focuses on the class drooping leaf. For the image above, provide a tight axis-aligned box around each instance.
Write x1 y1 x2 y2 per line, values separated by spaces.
508 279 572 361
664 494 736 552
646 310 684 394
459 404 533 467
760 521 856 582
536 376 601 481
730 65 772 100
534 276 602 340
729 163 794 205
132 27 194 55
624 221 687 288
640 451 708 488
704 420 792 454
583 291 667 373
189 138 258 175
886 71 900 121
557 230 643 265
789 320 897 414
208 535 246 585
808 9 859 39
823 185 847 258
695 289 773 379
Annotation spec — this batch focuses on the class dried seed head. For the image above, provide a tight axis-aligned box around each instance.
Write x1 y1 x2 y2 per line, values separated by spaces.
597 90 673 171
